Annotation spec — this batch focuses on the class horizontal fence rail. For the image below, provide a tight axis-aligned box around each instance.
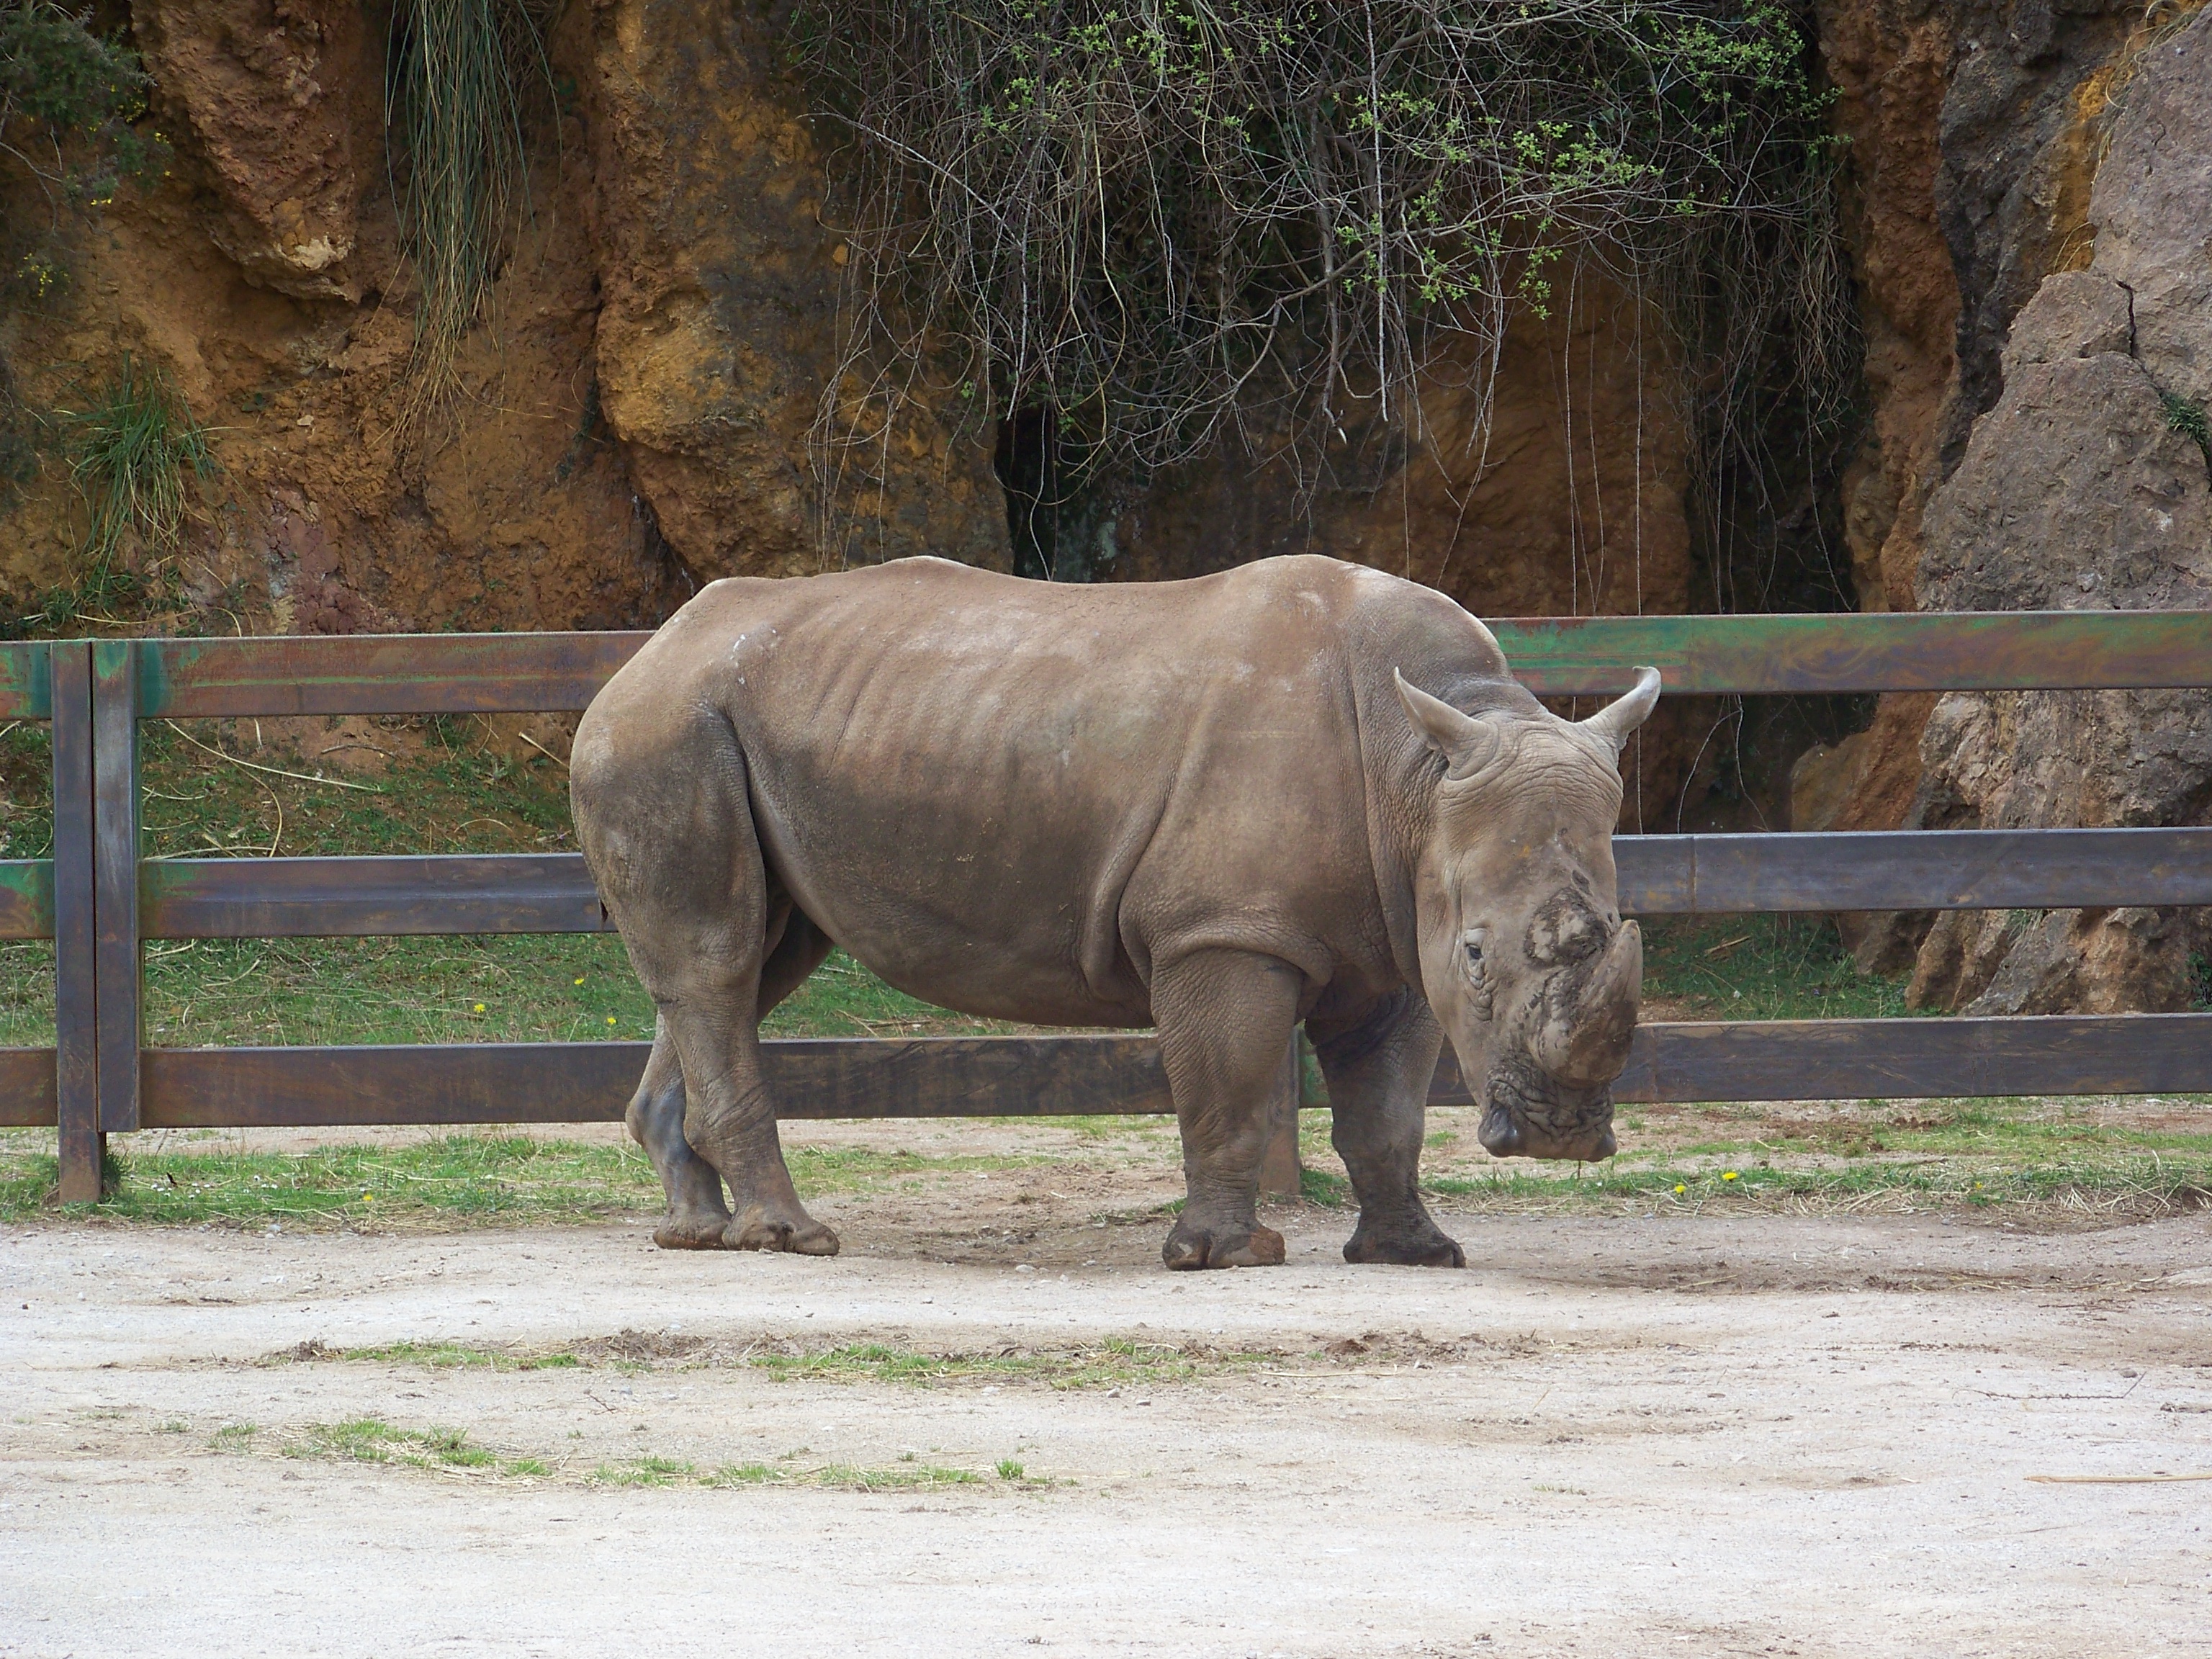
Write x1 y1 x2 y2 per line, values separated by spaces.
6 1012 2205 1133
1617 827 2212 913
134 632 648 716
1491 611 2212 694
112 610 2212 713
0 1048 58 1128
0 861 53 938
6 611 2210 1203
125 827 2212 940
142 855 608 938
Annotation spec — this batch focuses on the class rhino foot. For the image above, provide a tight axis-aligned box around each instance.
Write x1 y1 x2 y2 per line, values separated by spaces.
1162 1218 1285 1270
725 1205 841 1256
654 1212 734 1251
1343 1217 1465 1268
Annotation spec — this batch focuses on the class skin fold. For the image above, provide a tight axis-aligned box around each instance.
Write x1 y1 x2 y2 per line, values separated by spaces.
572 554 1659 1269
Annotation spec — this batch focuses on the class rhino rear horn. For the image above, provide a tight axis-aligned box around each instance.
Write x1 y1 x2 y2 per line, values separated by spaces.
1578 667 1663 755
1395 670 1503 778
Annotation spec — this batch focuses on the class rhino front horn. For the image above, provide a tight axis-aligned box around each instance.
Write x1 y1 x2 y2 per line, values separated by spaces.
1578 666 1663 755
1394 670 1503 778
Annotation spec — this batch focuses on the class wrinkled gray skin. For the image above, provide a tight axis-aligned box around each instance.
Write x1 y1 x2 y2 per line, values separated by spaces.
571 554 1658 1269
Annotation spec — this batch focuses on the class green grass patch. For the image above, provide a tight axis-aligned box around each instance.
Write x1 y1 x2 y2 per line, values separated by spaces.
1421 1149 2211 1215
66 354 215 567
1 933 1006 1052
284 1416 536 1474
0 1130 1048 1226
282 1333 1254 1391
701 1462 788 1487
744 1337 1231 1391
229 1417 1023 1492
334 1340 580 1372
590 1455 694 1488
1298 1166 1352 1208
1636 913 1912 1022
697 1460 989 1492
815 1462 986 1492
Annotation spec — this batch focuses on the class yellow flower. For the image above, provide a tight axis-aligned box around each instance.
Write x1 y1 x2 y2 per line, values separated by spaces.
606 1015 618 1026
361 1191 374 1202
473 1002 486 1013
574 976 586 986
1722 1170 1740 1181
1672 1183 1686 1195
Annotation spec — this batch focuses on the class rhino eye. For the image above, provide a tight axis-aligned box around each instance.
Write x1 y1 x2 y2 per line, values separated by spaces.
1461 928 1494 1015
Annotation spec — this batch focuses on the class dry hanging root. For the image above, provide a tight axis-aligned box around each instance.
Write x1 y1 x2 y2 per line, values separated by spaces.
796 0 1852 505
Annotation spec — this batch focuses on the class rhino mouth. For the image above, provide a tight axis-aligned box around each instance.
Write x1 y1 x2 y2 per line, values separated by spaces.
1478 1055 1617 1163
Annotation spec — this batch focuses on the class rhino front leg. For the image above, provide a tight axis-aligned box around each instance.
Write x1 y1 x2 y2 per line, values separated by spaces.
626 1017 732 1249
1151 948 1301 1270
1310 990 1464 1267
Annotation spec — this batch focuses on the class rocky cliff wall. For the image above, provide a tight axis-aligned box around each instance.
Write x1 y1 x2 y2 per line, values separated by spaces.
0 0 1695 667
1902 6 2212 1013
0 0 1014 637
1791 0 2212 1011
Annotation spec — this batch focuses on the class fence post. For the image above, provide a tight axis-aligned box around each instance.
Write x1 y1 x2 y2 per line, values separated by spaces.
1257 1033 1303 1200
91 640 141 1139
52 642 101 1201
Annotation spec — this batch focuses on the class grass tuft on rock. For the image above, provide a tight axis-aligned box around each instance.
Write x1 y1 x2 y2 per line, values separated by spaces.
389 0 548 403
41 354 215 627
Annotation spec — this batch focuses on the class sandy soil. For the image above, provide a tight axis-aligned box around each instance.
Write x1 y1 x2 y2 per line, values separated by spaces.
5 1173 2212 1659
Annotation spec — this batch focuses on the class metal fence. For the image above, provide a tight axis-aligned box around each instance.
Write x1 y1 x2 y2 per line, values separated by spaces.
6 614 2211 1203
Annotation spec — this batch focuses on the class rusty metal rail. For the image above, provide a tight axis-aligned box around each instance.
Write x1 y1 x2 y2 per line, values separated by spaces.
4 613 2209 1202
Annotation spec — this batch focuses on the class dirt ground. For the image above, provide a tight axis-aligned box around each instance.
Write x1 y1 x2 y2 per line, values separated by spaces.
5 1120 2212 1659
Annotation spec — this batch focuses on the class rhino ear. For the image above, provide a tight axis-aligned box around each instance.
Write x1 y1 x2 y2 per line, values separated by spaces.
1395 670 1503 778
1578 666 1663 755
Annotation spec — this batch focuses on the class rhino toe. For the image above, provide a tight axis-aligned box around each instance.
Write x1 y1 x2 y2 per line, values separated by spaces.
1343 1218 1465 1268
725 1209 841 1256
653 1215 732 1251
1162 1219 1286 1270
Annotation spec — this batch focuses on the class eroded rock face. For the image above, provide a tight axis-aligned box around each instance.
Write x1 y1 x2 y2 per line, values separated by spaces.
586 0 1010 577
1931 0 2138 469
0 4 688 637
1899 7 2212 1013
134 0 368 300
1819 0 1961 615
2089 17 2212 394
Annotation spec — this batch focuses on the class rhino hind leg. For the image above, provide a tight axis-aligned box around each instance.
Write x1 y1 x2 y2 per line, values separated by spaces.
1311 992 1465 1269
1151 949 1299 1270
578 721 838 1258
626 1018 732 1249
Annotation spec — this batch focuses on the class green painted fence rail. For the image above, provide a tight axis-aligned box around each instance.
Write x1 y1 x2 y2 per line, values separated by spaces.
3 612 2206 1204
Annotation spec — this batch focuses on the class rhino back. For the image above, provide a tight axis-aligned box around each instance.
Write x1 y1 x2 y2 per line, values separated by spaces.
618 556 1504 1025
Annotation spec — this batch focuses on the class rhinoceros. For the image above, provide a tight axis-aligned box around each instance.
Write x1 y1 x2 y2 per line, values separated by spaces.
571 554 1658 1269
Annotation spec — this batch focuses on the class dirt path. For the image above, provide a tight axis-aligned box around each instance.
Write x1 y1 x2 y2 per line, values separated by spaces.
5 1197 2211 1658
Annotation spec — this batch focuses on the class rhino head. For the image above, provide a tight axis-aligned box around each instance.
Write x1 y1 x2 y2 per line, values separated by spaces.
1395 666 1662 1164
